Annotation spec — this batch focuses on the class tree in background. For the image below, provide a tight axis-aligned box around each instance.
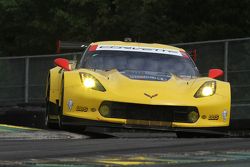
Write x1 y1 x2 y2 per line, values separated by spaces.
0 0 250 56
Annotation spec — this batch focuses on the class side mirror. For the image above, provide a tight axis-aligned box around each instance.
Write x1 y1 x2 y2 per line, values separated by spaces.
54 58 71 71
208 69 223 79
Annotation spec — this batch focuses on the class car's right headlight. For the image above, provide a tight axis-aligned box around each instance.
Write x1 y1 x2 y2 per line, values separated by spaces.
194 81 216 98
79 72 106 92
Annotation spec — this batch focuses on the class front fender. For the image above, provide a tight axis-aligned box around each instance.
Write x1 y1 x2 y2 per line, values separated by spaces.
48 67 63 104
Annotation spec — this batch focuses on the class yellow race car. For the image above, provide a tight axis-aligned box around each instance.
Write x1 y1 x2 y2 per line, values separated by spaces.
45 41 231 136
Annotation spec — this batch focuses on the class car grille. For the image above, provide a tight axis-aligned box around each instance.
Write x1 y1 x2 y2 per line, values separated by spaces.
99 101 199 123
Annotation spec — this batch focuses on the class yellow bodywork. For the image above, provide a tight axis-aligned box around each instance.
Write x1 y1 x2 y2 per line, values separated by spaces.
47 41 231 129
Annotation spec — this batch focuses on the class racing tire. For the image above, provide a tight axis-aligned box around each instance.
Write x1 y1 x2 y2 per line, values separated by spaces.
45 106 59 129
58 76 65 129
45 76 60 129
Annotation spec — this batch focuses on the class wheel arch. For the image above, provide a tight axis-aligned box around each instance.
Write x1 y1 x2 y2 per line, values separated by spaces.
47 67 64 104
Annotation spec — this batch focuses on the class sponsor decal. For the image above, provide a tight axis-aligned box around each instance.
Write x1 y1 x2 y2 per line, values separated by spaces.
67 99 73 111
222 110 228 122
144 93 158 99
208 114 219 120
76 106 88 112
96 45 182 56
91 108 97 112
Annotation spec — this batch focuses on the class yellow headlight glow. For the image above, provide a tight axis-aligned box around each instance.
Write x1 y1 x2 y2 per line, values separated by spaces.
83 78 96 88
201 86 213 96
79 72 106 91
194 81 216 98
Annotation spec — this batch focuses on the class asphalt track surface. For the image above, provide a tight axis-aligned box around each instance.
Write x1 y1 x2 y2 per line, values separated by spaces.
1 125 250 167
1 106 250 166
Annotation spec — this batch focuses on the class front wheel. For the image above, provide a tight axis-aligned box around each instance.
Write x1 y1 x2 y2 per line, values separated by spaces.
58 76 65 129
45 76 60 129
45 106 60 129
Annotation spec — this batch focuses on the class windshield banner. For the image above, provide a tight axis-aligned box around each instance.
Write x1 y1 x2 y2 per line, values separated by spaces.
96 45 182 56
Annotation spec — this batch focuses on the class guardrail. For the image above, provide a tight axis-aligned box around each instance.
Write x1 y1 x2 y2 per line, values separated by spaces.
173 38 250 120
0 52 81 104
172 37 250 82
0 37 250 120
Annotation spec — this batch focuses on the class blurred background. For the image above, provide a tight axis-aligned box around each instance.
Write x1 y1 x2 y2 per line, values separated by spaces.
1 0 250 56
0 0 250 124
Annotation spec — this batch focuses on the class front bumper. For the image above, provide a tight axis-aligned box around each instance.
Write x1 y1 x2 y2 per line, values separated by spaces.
63 87 230 128
62 115 229 135
99 101 199 123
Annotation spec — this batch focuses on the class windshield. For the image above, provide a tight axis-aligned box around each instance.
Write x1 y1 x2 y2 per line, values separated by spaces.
79 50 199 77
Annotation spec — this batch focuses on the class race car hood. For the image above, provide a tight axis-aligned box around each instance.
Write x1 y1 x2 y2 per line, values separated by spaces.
80 69 205 105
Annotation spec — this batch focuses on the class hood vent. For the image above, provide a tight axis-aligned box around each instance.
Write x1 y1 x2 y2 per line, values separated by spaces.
120 70 171 81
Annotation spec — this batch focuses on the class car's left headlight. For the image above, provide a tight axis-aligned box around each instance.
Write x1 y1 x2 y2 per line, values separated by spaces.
194 81 216 98
79 72 106 92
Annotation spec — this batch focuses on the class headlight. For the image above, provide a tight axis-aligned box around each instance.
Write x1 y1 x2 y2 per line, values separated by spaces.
80 72 106 92
83 78 95 88
194 81 216 98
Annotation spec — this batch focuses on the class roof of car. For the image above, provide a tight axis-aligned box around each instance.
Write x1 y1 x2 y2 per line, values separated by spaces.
91 41 184 51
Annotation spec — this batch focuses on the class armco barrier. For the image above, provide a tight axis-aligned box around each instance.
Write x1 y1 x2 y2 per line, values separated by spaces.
0 52 81 105
0 38 250 121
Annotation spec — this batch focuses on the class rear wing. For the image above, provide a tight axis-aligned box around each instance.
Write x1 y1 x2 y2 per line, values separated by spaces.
56 40 89 54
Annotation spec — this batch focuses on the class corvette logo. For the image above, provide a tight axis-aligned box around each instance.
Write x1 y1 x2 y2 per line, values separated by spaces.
144 93 158 99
